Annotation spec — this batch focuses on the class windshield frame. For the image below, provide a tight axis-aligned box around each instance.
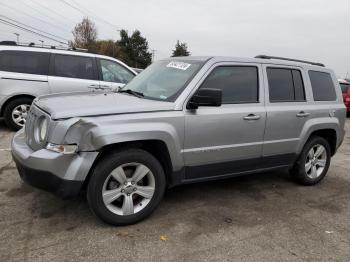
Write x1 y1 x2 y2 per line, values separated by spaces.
120 59 207 102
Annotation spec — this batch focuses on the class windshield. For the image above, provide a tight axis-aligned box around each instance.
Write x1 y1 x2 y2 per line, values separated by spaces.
121 59 204 101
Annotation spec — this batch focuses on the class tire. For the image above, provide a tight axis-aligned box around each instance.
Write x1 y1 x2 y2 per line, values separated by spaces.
291 136 331 185
3 97 33 131
87 148 166 226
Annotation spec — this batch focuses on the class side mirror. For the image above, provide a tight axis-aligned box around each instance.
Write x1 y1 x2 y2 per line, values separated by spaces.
187 88 222 109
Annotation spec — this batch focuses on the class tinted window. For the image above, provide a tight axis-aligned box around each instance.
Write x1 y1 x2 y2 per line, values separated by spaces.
200 66 259 103
340 83 349 94
99 59 135 84
309 71 336 101
267 68 305 102
53 54 95 80
0 51 49 75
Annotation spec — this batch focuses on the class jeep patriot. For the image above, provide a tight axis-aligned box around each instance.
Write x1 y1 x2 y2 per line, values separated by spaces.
11 56 346 225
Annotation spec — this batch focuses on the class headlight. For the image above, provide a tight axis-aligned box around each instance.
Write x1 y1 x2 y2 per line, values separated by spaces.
36 117 48 142
46 143 78 154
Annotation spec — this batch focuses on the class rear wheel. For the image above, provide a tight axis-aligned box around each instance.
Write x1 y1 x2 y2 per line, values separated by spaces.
3 97 33 131
291 136 331 185
87 148 166 225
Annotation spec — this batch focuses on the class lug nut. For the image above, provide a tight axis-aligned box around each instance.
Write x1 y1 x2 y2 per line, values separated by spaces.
127 194 130 196
131 181 135 185
121 189 125 193
133 188 137 191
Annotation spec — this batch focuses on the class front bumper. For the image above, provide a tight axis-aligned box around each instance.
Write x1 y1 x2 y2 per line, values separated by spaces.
11 129 98 198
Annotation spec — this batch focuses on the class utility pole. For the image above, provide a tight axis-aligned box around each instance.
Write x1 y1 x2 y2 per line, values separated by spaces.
14 33 19 44
151 49 156 62
39 40 44 47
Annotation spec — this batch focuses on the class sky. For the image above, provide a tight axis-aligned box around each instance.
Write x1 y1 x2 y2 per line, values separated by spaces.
0 0 349 77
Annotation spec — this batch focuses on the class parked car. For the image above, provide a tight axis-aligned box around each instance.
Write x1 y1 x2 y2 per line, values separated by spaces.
12 55 346 225
339 79 350 115
0 41 137 130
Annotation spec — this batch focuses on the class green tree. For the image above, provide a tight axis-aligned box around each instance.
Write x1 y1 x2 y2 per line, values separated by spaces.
172 40 190 57
117 30 152 69
71 17 97 50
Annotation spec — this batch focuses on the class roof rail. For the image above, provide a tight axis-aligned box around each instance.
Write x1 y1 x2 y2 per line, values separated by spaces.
255 55 325 67
0 40 89 53
0 41 17 46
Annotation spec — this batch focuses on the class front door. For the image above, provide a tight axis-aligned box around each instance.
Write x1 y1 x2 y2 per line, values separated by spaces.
184 63 266 180
97 58 136 91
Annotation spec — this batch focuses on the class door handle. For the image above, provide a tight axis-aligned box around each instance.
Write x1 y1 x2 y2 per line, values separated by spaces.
296 111 310 118
243 114 261 120
88 84 98 88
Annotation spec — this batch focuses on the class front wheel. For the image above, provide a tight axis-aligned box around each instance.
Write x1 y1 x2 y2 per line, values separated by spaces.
87 148 166 226
291 136 331 185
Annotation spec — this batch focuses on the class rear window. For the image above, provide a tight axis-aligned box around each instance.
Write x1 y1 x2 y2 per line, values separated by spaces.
53 54 96 80
308 71 336 101
267 68 305 102
0 51 50 75
340 83 349 93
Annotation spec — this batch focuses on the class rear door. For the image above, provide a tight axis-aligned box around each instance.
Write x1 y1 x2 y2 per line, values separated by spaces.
97 58 136 90
184 63 266 179
262 65 310 163
48 53 100 94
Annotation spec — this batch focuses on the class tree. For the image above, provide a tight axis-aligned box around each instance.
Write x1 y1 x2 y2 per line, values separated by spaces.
71 17 97 50
172 40 190 57
117 30 152 69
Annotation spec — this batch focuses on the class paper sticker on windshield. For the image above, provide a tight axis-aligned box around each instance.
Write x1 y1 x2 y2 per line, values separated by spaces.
166 61 191 70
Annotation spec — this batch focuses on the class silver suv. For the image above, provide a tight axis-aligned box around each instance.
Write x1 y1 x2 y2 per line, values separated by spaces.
11 55 346 225
0 42 137 130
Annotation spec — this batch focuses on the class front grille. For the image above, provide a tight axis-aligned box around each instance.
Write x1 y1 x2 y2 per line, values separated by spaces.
24 104 50 151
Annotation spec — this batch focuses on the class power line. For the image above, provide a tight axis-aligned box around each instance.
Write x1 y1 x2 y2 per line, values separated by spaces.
0 18 68 45
19 0 74 29
0 15 69 42
27 0 78 25
58 0 119 29
1 2 70 35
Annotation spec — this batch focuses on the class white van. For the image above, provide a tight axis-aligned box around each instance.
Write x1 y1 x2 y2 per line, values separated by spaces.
0 41 137 130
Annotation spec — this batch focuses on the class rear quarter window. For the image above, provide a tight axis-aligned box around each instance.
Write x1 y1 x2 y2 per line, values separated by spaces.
0 50 50 75
308 71 337 101
340 83 349 94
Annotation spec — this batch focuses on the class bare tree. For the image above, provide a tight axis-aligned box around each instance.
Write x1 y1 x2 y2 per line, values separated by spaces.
71 17 97 49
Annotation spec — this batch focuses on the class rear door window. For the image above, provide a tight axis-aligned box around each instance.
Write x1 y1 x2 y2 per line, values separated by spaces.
267 68 306 102
0 50 50 75
308 71 336 101
53 54 96 80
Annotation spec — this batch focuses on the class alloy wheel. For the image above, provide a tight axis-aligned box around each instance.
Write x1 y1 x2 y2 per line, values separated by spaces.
102 162 155 216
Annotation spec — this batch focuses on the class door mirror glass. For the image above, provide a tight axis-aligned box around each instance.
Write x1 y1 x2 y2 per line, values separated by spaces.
187 88 222 109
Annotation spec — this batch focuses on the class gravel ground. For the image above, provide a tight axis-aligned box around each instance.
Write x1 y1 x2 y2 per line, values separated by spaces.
0 119 349 262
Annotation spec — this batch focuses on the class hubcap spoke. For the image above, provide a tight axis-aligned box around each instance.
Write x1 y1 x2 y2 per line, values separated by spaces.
310 166 318 178
132 165 150 183
111 167 127 184
305 161 312 172
122 195 134 215
308 148 315 159
316 159 326 167
135 186 155 199
103 188 122 204
314 146 325 158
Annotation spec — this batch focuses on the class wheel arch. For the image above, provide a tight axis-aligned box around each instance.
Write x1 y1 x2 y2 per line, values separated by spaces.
82 139 176 190
0 94 35 117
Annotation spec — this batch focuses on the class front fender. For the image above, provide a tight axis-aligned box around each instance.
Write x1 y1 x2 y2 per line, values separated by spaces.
54 116 185 171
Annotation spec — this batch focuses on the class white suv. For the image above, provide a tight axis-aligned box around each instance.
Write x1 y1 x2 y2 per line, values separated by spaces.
0 41 137 130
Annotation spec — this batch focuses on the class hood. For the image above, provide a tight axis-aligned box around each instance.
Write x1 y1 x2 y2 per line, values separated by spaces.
34 91 175 119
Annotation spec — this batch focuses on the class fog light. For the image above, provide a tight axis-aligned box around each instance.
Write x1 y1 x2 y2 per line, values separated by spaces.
46 143 77 154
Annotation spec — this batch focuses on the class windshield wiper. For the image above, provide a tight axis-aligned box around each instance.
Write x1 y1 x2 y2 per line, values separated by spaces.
118 89 144 98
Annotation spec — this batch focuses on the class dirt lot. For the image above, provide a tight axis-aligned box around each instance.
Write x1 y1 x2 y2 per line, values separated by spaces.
0 119 349 262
